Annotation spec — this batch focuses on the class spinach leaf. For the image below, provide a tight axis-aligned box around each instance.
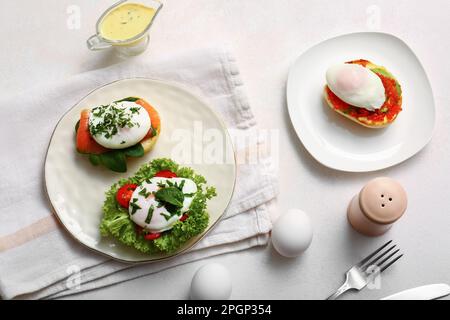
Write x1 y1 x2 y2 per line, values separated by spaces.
75 120 80 133
150 127 157 137
155 187 184 208
99 151 127 173
123 143 144 157
114 97 140 103
89 154 101 166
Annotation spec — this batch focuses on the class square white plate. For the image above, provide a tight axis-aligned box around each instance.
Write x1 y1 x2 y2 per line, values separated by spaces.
287 32 435 172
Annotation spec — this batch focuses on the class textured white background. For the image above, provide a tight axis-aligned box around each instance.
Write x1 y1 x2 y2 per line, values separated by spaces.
1 0 449 300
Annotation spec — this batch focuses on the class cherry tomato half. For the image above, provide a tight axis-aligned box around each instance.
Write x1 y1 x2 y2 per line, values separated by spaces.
154 170 177 178
180 214 188 222
116 183 138 208
144 232 161 241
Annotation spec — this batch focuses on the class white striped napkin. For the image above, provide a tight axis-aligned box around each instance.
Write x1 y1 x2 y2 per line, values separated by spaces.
0 48 278 299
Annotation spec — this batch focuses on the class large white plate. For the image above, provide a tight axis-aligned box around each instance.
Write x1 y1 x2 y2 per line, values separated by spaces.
45 78 236 263
287 32 435 172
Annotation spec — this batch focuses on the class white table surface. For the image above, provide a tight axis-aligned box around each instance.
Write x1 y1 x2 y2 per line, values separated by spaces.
1 0 449 300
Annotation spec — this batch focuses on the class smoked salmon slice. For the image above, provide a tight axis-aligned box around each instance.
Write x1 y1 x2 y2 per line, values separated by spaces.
76 109 108 154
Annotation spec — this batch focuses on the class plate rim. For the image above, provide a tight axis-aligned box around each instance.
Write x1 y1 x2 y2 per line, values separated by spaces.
286 31 436 172
44 77 237 264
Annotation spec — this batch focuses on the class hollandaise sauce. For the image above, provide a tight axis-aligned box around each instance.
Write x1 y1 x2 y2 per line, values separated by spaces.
100 3 156 41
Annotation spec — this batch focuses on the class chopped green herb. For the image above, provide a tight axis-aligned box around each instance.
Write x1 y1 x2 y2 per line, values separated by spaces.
138 188 151 198
129 202 141 215
161 212 172 221
150 127 157 137
89 102 144 139
183 193 195 198
145 205 154 224
129 107 140 114
157 181 166 188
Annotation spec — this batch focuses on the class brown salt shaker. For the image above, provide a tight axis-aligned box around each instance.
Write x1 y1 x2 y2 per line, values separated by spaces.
347 177 407 236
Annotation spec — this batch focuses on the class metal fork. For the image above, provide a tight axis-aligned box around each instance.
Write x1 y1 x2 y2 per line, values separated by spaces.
327 240 403 300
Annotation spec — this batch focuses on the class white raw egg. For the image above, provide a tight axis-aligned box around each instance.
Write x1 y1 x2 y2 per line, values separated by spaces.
271 209 313 258
190 263 232 300
326 63 385 111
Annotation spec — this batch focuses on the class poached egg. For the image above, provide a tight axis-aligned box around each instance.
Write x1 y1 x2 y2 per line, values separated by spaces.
326 63 386 111
129 177 197 233
89 101 151 149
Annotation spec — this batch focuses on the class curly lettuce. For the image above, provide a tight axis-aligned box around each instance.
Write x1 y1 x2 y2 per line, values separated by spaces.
99 158 217 253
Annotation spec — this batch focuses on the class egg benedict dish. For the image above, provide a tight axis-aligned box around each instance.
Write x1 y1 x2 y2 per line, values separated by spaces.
324 59 402 128
100 158 217 254
75 97 161 172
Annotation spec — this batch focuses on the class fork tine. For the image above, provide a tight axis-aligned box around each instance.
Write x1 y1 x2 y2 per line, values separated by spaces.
380 253 403 273
357 240 393 267
375 249 400 269
362 244 396 270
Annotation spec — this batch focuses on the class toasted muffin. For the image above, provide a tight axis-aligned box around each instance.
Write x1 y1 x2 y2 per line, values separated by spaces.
324 59 402 129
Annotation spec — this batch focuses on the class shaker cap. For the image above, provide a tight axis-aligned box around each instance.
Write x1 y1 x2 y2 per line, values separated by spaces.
359 177 407 225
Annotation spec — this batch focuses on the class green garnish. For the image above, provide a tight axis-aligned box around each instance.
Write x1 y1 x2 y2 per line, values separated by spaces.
114 97 140 103
89 103 140 139
149 127 157 138
155 187 184 208
88 154 101 166
157 181 166 188
130 107 140 114
129 202 141 215
145 205 154 224
75 120 80 134
138 188 151 198
161 212 173 221
183 193 196 197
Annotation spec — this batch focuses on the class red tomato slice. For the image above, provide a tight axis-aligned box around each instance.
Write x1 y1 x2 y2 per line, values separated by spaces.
116 184 137 208
154 170 177 178
180 214 188 222
144 232 161 240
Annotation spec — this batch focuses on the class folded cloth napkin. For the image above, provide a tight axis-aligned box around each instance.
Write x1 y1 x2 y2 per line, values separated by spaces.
0 48 278 299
